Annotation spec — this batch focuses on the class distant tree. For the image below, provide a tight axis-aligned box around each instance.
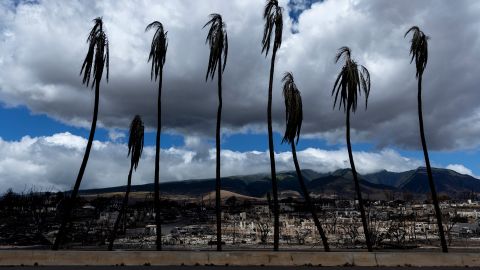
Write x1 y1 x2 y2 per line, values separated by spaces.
108 115 144 250
331 46 372 251
280 72 330 251
256 218 271 245
266 192 273 218
145 20 168 251
226 196 237 212
203 13 228 251
262 0 283 251
405 26 447 253
53 17 109 250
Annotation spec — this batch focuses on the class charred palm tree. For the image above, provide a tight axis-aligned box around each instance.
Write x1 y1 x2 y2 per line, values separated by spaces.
281 72 330 251
108 115 144 250
331 47 372 251
146 20 168 251
52 17 109 250
405 26 447 253
203 13 228 251
262 0 283 251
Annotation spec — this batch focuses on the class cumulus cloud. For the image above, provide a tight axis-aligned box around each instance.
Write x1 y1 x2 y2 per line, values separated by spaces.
107 129 126 142
446 164 477 178
0 132 427 192
0 0 480 151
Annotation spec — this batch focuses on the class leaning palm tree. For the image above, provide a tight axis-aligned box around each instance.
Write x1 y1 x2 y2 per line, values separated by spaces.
262 0 283 251
281 72 330 252
52 17 109 250
108 115 144 250
145 20 168 251
405 26 447 253
203 13 228 251
331 46 372 252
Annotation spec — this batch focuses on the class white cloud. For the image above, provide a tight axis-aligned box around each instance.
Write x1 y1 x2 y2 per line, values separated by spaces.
0 0 479 151
0 132 426 192
446 164 477 178
107 129 126 142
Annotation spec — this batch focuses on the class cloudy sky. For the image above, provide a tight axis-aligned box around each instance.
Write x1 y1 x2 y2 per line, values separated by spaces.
0 0 479 192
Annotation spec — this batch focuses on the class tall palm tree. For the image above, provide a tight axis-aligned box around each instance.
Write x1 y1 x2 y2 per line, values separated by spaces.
281 72 330 252
203 13 228 251
108 115 144 250
405 26 447 253
52 17 109 250
262 0 283 251
331 46 372 252
146 20 168 251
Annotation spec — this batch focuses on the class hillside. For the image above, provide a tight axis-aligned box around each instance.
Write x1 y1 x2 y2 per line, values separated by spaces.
78 167 480 200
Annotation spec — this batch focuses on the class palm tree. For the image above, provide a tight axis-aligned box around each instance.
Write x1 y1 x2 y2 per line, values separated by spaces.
146 20 168 251
52 17 109 250
203 13 228 251
331 46 372 252
262 0 283 251
281 72 330 252
405 26 447 253
108 115 144 250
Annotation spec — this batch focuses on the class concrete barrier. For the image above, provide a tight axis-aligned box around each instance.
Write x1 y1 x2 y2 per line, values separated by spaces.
0 250 478 267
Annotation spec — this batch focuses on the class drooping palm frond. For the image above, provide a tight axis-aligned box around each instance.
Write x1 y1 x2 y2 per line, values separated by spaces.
281 72 303 145
80 17 109 88
332 47 370 113
203 13 228 81
405 26 429 78
262 0 283 56
128 115 144 170
146 21 168 81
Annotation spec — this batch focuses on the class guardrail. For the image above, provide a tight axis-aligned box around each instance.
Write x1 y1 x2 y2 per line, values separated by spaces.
0 250 479 267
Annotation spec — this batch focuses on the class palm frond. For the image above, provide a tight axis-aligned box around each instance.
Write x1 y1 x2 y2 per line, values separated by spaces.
281 72 303 145
128 115 144 170
262 0 283 56
334 46 351 63
80 17 109 88
203 13 228 81
331 47 371 113
405 26 429 78
146 21 168 81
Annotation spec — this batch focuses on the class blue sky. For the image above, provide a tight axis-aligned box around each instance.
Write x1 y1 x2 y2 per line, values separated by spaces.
1 0 479 191
2 103 478 175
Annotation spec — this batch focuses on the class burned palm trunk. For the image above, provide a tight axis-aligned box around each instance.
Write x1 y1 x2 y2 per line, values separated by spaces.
215 58 223 251
154 70 163 251
291 143 330 251
145 21 167 251
330 46 371 251
417 75 448 252
262 1 283 251
346 109 372 251
108 166 133 250
53 18 108 250
267 47 280 251
405 25 447 253
203 13 228 252
53 84 100 250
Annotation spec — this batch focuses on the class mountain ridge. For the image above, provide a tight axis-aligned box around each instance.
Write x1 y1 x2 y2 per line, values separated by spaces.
78 167 480 200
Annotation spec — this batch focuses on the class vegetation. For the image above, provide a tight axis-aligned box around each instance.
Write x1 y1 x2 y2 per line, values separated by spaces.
262 0 283 251
52 17 109 250
108 115 144 250
281 72 330 251
145 20 168 251
405 26 448 253
331 46 372 251
203 13 228 251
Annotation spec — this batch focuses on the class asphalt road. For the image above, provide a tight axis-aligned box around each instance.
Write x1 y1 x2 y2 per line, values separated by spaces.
0 267 471 270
